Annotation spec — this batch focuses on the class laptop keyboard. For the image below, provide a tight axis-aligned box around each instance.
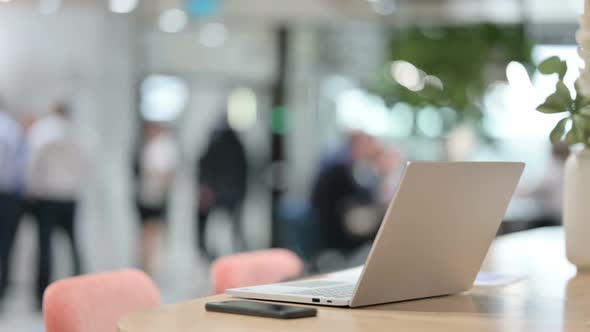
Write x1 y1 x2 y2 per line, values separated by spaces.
287 285 355 299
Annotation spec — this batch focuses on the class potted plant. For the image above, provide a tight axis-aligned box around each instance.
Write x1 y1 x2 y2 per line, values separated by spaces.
536 55 590 269
373 23 534 136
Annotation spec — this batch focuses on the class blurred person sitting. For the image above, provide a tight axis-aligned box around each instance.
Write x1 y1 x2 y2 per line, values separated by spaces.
26 102 88 308
374 147 405 204
0 105 27 302
196 119 248 260
311 131 396 255
445 124 478 162
135 122 178 276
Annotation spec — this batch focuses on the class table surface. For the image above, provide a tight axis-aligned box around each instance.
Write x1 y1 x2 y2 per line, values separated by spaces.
118 227 590 332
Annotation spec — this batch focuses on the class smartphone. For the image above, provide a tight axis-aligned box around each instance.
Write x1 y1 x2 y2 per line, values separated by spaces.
205 300 317 319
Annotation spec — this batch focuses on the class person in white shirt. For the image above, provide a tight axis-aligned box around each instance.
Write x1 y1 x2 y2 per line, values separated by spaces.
26 102 88 306
0 107 26 301
135 122 178 276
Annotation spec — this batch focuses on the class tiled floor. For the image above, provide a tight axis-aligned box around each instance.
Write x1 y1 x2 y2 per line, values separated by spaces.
0 243 211 332
0 268 211 332
0 208 263 331
0 285 45 332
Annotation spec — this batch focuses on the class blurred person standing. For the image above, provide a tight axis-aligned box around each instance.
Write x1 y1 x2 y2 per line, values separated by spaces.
26 102 88 307
0 105 27 302
135 122 178 276
196 119 248 260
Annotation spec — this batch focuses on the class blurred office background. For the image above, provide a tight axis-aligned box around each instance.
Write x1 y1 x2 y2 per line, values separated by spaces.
0 0 582 330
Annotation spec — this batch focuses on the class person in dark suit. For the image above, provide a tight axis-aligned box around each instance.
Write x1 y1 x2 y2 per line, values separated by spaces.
311 131 390 254
0 108 26 302
196 121 248 260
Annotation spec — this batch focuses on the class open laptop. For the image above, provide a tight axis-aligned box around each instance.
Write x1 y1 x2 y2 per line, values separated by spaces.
227 162 525 307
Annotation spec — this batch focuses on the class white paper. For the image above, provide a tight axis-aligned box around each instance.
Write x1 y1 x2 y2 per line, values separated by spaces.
323 266 523 287
473 271 524 286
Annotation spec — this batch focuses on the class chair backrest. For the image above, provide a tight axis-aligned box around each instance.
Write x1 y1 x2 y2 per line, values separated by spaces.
211 248 304 294
43 269 161 332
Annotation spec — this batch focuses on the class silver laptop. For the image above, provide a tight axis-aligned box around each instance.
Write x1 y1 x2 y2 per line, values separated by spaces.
227 162 525 307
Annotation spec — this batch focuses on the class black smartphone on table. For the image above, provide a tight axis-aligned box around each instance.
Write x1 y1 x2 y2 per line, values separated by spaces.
205 300 317 319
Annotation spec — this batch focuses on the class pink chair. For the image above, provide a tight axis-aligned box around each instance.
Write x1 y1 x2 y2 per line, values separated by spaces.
43 269 161 332
211 248 304 294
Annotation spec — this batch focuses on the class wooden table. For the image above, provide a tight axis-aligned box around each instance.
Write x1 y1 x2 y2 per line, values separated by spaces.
119 227 590 332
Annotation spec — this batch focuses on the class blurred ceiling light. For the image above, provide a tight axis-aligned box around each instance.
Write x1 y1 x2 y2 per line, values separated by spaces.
336 89 371 132
140 75 189 122
39 0 61 15
390 103 414 137
505 61 532 92
390 60 425 91
109 0 139 13
186 0 221 17
227 88 257 131
0 0 13 3
371 0 396 15
158 8 188 33
198 22 227 48
335 89 390 136
417 107 443 137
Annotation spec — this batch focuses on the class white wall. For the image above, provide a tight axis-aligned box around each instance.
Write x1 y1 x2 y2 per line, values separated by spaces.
0 3 138 272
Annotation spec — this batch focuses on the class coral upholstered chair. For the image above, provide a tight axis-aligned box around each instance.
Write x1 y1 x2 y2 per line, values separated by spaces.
211 248 304 294
43 269 161 332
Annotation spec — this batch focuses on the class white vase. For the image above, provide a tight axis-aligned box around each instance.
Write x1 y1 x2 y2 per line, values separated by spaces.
564 149 590 269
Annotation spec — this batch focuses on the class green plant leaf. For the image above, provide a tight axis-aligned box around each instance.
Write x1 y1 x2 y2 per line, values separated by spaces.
566 129 581 145
574 79 590 106
565 115 588 145
538 56 567 79
573 81 590 112
549 118 569 143
574 114 590 130
572 115 590 146
537 103 567 114
537 81 573 114
555 81 572 101
537 94 570 114
579 104 590 116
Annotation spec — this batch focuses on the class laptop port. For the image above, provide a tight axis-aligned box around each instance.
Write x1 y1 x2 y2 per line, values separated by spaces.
312 298 320 303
